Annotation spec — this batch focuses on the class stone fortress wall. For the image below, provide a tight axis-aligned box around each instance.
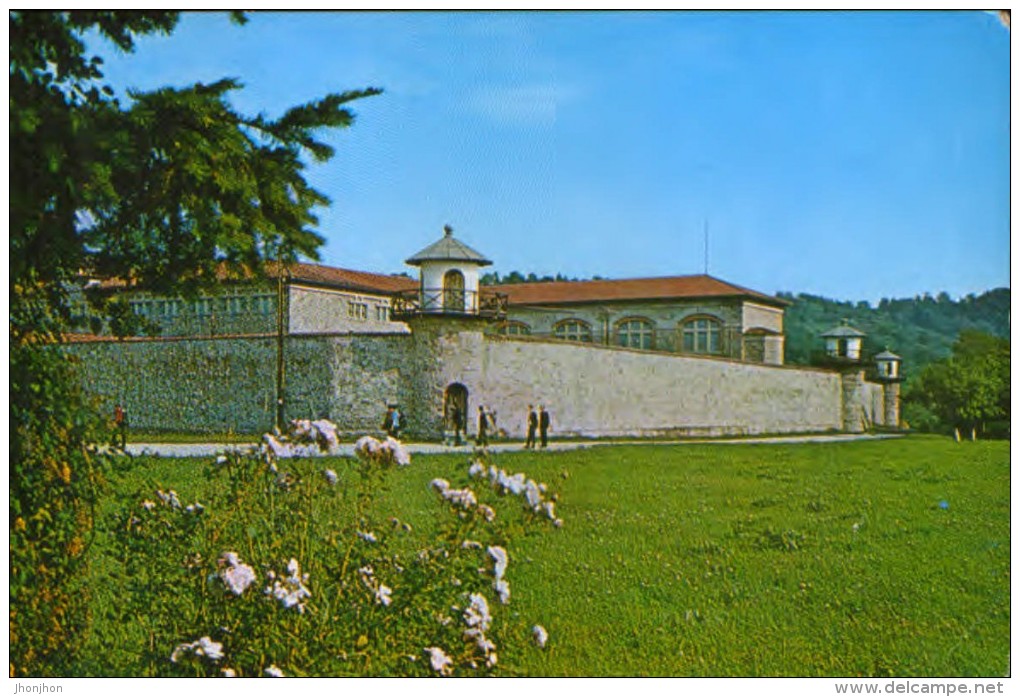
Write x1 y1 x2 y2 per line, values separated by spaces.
65 321 895 439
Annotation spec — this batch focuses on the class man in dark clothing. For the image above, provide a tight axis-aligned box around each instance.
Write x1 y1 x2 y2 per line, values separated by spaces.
451 404 463 445
476 405 488 447
525 405 537 449
539 405 551 448
113 403 128 449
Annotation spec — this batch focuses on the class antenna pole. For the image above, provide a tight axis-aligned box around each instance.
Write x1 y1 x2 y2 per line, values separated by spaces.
703 220 709 275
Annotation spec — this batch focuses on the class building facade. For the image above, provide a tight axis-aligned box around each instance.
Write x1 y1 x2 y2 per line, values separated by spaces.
65 228 901 438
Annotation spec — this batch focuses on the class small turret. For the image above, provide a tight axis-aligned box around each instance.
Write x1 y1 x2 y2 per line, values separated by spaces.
874 348 903 382
821 319 866 362
392 225 506 319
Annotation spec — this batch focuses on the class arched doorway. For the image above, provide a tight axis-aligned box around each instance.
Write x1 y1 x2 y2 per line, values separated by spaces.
444 383 468 444
443 269 465 312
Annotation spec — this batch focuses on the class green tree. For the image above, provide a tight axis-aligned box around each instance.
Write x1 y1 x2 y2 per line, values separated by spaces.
10 11 379 674
906 331 1010 440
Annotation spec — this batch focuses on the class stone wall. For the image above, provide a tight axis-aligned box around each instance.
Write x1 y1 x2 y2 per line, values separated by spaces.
66 324 885 440
66 335 331 433
432 332 844 439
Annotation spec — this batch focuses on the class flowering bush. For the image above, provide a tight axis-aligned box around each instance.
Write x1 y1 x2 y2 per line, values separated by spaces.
98 422 559 676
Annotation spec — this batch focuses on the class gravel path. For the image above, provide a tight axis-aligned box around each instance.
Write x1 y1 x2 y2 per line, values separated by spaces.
119 432 903 459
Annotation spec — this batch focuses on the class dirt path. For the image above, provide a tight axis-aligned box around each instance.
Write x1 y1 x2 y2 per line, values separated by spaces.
119 432 904 459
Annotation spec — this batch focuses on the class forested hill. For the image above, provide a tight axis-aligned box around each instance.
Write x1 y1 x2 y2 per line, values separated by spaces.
781 288 1010 375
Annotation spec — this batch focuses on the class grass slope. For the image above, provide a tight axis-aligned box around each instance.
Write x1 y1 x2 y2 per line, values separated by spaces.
81 436 1008 676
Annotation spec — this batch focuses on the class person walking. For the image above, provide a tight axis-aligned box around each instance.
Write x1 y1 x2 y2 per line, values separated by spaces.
476 405 489 447
381 405 394 436
525 404 537 449
451 404 463 445
390 405 402 439
539 405 551 448
113 403 128 450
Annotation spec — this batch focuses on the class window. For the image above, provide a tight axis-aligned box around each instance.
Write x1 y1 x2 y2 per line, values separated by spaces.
498 321 531 336
256 295 274 315
616 318 655 350
681 317 721 354
348 301 368 320
554 319 592 343
443 270 465 312
375 305 389 321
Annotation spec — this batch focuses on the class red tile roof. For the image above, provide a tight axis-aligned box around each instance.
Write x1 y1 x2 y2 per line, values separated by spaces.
281 261 418 295
87 261 418 296
491 275 789 307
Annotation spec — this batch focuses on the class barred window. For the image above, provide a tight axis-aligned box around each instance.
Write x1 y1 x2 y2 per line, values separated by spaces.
554 319 592 343
498 321 531 336
616 318 655 350
681 317 721 354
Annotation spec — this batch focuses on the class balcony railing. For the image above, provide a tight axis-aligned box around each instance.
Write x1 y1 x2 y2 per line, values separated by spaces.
391 287 508 320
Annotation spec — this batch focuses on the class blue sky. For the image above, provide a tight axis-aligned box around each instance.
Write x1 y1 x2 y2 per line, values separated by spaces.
90 10 1010 303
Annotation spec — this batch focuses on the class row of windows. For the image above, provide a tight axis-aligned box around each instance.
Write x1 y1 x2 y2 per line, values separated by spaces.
498 316 727 355
346 301 390 321
130 294 276 318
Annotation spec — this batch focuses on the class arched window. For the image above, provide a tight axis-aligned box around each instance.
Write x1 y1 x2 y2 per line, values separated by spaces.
497 321 531 336
553 319 592 343
443 270 465 312
681 316 722 355
616 318 655 350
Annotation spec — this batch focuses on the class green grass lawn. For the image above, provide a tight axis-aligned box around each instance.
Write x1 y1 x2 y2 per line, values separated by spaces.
79 435 1009 677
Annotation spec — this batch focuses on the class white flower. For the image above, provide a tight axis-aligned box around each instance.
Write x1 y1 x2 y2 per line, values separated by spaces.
375 584 393 607
494 578 511 605
463 593 491 632
265 664 284 677
268 558 311 613
468 462 486 478
532 625 549 648
477 504 496 522
430 478 451 492
221 668 236 677
215 455 228 465
553 518 564 528
157 489 182 509
324 469 338 485
442 487 477 509
383 437 411 466
141 500 156 511
486 652 498 668
358 530 378 544
354 435 382 461
852 523 860 533
195 636 224 661
310 418 341 451
542 500 556 520
219 552 256 596
171 636 224 663
185 502 205 515
488 546 508 581
525 479 542 510
461 539 483 550
425 647 452 676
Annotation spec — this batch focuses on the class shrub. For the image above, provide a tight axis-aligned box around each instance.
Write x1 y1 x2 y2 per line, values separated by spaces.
94 427 560 676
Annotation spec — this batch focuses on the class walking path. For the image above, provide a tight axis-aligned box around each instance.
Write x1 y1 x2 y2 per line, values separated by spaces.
121 432 903 459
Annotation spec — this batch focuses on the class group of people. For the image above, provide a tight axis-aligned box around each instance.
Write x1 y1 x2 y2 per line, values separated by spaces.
444 401 550 449
524 404 551 449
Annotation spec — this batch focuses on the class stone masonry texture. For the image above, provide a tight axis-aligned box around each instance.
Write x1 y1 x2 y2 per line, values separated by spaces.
65 324 893 438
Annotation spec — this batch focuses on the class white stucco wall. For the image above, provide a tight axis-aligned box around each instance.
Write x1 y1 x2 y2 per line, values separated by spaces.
434 334 843 438
288 284 409 335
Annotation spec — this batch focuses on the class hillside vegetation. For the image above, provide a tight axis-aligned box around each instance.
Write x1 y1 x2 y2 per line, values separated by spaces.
780 289 1009 377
